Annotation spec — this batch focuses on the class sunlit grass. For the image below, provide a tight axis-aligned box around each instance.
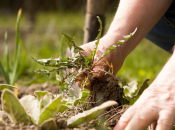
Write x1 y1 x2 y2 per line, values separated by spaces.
0 11 171 85
117 39 170 85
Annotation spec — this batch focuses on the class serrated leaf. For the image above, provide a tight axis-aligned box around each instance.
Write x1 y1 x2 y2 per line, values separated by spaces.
34 91 49 101
40 118 57 130
67 101 118 128
97 16 103 35
20 95 40 124
123 79 149 105
62 33 74 50
123 28 137 40
117 40 125 44
0 84 17 91
60 82 68 90
123 81 138 98
62 33 84 55
2 89 30 125
37 94 62 125
97 44 118 63
91 16 103 66
117 28 137 44
73 90 89 106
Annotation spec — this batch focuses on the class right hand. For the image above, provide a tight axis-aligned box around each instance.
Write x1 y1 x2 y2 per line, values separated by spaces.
77 35 126 90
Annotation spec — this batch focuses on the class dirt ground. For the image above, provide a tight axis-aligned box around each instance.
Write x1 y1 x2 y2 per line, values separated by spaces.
0 76 128 130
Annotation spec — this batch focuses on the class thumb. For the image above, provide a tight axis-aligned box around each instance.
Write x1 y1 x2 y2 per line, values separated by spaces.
92 66 105 78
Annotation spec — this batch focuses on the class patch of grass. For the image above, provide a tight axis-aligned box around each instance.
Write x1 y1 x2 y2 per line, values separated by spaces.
117 39 170 85
0 11 170 86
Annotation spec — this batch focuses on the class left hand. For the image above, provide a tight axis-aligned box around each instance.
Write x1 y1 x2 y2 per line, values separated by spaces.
114 83 175 130
114 53 175 130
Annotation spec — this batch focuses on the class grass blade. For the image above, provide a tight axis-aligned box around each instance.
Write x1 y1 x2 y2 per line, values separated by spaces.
11 9 22 85
0 61 10 84
4 31 10 76
17 39 26 79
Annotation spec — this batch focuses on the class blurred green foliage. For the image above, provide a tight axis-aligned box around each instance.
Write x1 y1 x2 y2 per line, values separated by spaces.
0 11 170 86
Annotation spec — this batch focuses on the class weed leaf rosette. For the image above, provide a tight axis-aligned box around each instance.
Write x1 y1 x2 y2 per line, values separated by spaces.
33 16 138 98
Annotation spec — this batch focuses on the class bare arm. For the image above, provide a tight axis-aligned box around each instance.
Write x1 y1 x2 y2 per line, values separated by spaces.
114 46 175 130
107 0 173 57
81 0 175 129
80 0 173 79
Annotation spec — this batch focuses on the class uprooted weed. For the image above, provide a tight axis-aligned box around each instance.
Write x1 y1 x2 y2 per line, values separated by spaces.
33 17 137 99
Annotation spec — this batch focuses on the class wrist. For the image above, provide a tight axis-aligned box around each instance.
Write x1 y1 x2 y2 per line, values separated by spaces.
105 28 138 59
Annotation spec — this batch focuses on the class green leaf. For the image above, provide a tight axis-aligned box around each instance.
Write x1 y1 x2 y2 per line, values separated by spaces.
34 69 50 77
123 28 137 40
19 95 40 124
123 79 149 105
58 105 69 113
73 90 89 106
17 39 26 79
97 44 118 62
4 31 10 76
0 84 17 91
137 79 149 95
34 91 49 101
39 94 53 111
80 91 89 102
117 28 137 44
11 9 22 85
67 101 118 128
62 33 84 55
91 16 103 66
0 61 10 84
40 118 57 130
123 81 138 98
60 82 68 90
117 40 125 44
2 89 30 125
37 94 62 125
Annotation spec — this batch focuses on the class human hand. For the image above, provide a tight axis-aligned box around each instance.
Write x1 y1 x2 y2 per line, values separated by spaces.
77 35 125 90
114 54 175 130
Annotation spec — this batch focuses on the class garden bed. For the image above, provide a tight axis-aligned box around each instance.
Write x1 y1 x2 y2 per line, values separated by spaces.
0 76 128 130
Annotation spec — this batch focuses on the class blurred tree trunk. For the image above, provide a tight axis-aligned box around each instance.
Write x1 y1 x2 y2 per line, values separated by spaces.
83 0 106 44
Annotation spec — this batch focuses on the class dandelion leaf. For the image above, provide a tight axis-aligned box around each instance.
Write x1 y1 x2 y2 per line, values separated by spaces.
123 79 149 105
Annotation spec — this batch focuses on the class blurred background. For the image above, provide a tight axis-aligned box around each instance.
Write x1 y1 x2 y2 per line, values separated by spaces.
0 0 170 86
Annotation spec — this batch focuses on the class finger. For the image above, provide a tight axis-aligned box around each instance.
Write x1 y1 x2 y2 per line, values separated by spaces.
93 68 105 78
125 106 158 130
150 122 157 130
80 42 95 56
92 64 109 78
155 110 174 130
114 106 136 130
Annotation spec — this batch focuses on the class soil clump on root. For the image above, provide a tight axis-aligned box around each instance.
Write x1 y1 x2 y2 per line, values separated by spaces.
84 76 124 110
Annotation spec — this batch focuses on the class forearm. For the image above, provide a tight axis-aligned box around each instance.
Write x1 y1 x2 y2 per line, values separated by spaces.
151 47 175 88
106 0 173 58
